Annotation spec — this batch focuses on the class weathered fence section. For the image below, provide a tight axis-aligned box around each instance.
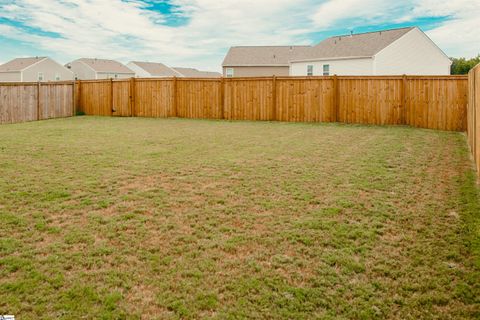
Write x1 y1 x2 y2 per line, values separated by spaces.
75 75 468 131
0 81 74 124
468 65 480 175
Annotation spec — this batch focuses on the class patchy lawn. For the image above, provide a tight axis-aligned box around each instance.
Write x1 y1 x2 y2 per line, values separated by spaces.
0 116 478 319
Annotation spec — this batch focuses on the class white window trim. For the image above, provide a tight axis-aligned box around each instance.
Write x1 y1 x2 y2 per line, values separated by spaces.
323 64 330 76
307 65 313 76
55 73 60 81
226 68 234 77
37 72 44 81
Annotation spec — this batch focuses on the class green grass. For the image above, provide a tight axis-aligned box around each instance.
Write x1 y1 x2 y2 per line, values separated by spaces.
0 116 479 319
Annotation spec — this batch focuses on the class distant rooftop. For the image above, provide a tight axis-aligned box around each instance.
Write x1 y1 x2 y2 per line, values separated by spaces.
69 58 134 74
0 57 47 72
173 67 221 78
222 46 312 67
130 61 182 77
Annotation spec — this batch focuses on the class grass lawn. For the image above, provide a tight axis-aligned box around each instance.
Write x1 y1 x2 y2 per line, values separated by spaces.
0 116 479 319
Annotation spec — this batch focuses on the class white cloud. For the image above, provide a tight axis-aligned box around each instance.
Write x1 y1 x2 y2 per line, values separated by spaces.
0 0 478 71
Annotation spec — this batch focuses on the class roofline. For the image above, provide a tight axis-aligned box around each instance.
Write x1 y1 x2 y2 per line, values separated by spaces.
328 26 415 39
290 56 373 63
20 57 48 71
36 57 74 75
75 60 97 73
372 27 451 63
0 57 49 72
228 45 311 48
128 61 184 77
222 64 290 67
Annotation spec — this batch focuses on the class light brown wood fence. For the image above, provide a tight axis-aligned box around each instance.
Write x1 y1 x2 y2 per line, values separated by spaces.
0 81 75 124
76 75 468 131
467 64 480 175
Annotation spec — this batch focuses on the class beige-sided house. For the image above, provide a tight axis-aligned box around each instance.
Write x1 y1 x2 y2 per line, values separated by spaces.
172 67 221 78
66 58 135 80
222 27 451 77
0 57 74 82
221 46 311 77
126 61 182 77
289 27 451 76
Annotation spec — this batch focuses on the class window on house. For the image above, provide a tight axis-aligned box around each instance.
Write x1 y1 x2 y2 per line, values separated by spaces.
115 74 118 79
226 68 234 78
37 72 44 81
323 64 330 76
307 65 313 76
55 73 60 81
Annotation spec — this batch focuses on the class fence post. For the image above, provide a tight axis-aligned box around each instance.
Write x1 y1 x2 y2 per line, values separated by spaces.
220 77 225 119
72 80 76 116
272 75 277 121
37 81 41 120
333 75 339 122
110 78 114 115
402 74 407 125
130 77 136 116
172 76 177 117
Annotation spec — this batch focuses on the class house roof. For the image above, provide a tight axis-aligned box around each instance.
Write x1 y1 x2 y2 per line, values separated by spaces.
72 58 134 74
173 67 222 78
222 46 312 67
0 57 47 72
129 61 182 77
293 27 415 62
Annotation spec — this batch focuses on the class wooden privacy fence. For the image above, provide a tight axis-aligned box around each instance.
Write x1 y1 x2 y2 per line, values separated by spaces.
0 81 75 124
467 64 480 175
76 75 468 131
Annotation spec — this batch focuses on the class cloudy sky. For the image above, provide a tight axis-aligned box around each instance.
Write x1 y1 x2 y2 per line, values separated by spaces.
0 0 478 71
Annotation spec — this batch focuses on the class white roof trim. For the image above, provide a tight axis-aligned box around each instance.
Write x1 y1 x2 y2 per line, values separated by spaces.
18 57 48 72
290 56 373 63
373 27 451 63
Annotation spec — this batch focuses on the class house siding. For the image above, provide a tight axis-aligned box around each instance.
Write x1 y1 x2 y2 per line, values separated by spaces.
22 58 74 81
68 61 97 80
0 72 21 82
96 72 134 79
290 58 374 76
373 28 451 75
223 66 289 77
126 62 151 77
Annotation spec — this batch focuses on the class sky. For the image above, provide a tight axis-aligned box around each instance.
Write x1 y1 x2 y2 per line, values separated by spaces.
0 0 479 71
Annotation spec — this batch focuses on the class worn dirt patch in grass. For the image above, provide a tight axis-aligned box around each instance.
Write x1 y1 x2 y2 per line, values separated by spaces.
0 117 478 319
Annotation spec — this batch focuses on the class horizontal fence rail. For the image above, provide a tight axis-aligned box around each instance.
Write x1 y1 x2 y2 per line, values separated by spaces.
0 81 75 124
468 65 480 175
75 75 468 132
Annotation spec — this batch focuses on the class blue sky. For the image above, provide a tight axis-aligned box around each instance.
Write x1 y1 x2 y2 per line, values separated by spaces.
0 0 478 71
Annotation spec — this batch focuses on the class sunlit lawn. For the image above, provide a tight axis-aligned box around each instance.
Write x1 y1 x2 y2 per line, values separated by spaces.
0 116 478 319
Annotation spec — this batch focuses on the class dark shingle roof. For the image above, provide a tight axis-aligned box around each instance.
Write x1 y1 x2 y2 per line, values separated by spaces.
222 46 312 66
293 27 415 61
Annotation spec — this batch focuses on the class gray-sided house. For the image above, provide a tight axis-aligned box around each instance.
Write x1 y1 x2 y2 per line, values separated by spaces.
66 58 135 80
0 57 74 82
221 46 311 77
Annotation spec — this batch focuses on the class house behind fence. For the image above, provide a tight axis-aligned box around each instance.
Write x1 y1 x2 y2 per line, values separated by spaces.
0 57 74 82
